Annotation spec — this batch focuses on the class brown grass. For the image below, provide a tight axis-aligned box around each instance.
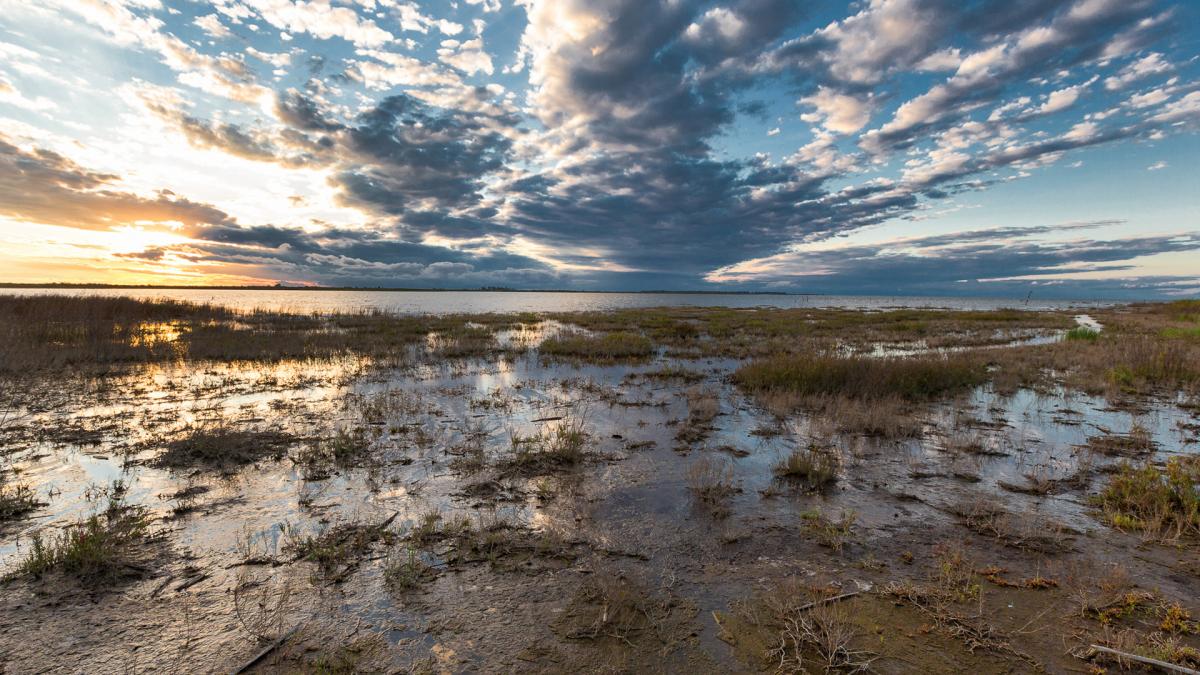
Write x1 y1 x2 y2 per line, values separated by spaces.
538 330 654 361
734 352 986 402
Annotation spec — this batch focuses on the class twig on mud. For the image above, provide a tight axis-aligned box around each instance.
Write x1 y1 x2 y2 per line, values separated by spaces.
229 625 300 675
1087 645 1200 675
792 590 861 613
150 574 175 597
884 582 1044 671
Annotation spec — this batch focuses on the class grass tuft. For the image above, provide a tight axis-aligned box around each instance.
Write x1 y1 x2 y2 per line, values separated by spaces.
1065 326 1100 341
10 489 152 585
773 446 839 491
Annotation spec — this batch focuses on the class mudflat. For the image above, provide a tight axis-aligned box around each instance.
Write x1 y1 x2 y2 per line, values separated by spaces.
1 295 1198 673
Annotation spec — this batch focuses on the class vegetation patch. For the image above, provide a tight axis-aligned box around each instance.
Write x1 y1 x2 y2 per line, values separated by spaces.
774 446 839 491
0 476 43 522
1065 327 1100 341
801 509 856 552
734 352 986 402
716 579 877 673
282 513 398 583
538 331 654 361
498 417 588 476
7 488 154 586
1094 457 1199 541
155 425 297 471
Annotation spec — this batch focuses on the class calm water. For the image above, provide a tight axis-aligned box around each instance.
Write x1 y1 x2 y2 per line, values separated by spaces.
3 288 1117 314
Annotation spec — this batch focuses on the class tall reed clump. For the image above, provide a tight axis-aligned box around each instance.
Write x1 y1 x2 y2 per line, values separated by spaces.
1094 456 1199 541
733 352 986 402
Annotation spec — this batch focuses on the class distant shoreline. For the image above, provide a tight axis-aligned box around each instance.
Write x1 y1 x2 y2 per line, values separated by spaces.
0 283 796 296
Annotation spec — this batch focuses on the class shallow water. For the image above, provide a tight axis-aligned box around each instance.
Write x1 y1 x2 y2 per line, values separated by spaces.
3 314 1198 673
3 287 1117 314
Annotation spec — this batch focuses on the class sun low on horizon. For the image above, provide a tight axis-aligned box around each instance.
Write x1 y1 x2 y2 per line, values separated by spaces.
1 0 1198 298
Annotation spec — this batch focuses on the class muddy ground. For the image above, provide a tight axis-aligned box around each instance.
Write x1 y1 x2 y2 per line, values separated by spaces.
1 301 1198 674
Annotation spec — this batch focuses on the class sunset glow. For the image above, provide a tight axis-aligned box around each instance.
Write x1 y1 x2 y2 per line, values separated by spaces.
0 0 1197 297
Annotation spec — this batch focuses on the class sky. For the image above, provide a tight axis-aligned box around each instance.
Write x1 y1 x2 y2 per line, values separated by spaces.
0 0 1197 298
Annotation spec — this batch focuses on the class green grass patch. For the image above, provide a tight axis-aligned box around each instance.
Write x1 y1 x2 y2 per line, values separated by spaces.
1162 326 1200 340
1065 327 1100 341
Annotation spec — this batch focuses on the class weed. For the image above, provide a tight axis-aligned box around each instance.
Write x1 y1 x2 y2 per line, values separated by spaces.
685 456 738 504
9 488 153 585
1094 456 1200 541
0 475 42 521
773 446 838 491
723 579 876 673
768 591 875 673
1060 560 1133 617
685 386 720 425
1066 327 1100 341
384 544 433 592
801 509 856 552
499 413 589 476
282 513 397 582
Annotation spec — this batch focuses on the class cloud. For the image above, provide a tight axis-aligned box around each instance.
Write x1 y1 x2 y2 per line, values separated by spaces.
1104 52 1172 90
235 0 394 48
1034 83 1085 115
708 222 1200 297
1147 160 1167 170
193 14 231 39
0 133 237 232
437 37 495 75
5 0 1196 295
798 87 872 134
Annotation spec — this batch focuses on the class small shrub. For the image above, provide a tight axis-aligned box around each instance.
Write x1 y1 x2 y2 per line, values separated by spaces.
1094 457 1200 541
0 478 43 521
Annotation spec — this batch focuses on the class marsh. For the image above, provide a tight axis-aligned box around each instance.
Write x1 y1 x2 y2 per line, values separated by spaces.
1 294 1197 673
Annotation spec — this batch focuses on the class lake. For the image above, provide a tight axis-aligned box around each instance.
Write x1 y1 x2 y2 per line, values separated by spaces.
1 288 1116 314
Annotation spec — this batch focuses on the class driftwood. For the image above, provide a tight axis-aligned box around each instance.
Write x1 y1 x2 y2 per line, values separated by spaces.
230 625 300 674
792 590 861 612
1089 645 1200 675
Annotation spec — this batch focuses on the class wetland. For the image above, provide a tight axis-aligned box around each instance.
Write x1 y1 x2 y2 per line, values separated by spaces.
1 294 1198 673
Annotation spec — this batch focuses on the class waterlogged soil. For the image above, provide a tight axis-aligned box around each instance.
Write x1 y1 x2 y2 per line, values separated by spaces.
1 321 1198 673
